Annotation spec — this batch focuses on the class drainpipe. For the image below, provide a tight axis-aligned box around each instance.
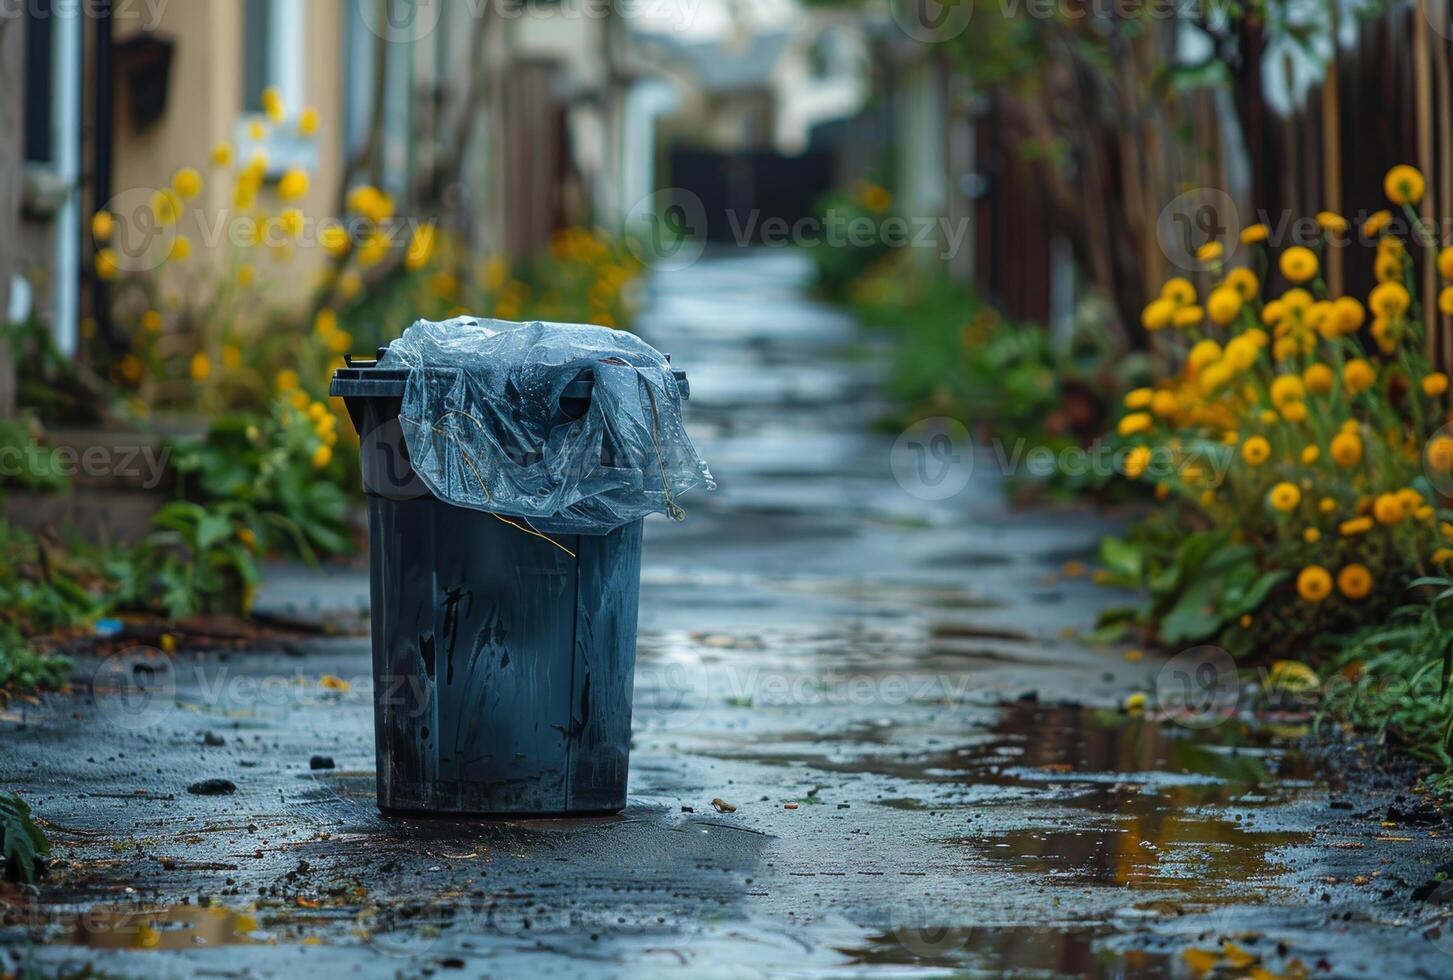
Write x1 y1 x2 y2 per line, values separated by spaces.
51 4 81 356
92 2 113 350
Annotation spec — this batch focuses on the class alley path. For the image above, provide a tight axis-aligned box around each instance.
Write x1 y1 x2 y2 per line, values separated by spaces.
4 252 1452 977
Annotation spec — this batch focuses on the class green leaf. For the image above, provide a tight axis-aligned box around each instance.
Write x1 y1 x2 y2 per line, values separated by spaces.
0 791 49 884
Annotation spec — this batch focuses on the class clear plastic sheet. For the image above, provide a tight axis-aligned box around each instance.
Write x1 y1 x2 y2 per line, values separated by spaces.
390 316 713 534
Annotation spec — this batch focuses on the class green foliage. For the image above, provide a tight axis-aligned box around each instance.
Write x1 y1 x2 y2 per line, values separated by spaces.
848 254 1142 495
169 401 354 563
113 501 261 619
1328 579 1453 794
1 791 49 884
1094 525 1287 648
803 181 899 300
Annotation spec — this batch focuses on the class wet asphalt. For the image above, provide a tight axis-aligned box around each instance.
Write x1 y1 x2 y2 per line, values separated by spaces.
3 251 1453 977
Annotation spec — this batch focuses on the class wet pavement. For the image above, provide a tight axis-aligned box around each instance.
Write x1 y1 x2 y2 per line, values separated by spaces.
4 251 1453 977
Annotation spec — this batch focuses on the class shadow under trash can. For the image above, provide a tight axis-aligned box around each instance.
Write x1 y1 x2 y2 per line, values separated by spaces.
331 317 711 816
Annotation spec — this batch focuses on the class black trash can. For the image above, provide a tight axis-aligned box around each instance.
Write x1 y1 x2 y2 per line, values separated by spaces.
331 345 689 816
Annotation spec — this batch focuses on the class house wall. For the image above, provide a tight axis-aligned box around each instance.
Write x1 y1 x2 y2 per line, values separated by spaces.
111 0 346 302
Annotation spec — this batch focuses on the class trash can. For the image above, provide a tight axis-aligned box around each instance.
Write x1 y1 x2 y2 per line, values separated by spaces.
331 331 696 817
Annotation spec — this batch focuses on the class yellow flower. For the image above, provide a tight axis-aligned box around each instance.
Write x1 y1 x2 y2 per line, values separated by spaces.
1150 390 1178 418
1297 565 1333 602
1269 482 1301 512
94 248 119 280
1207 286 1243 325
1374 251 1403 283
1118 412 1153 437
169 236 192 262
237 263 256 286
1124 445 1152 479
1171 305 1204 329
237 527 257 549
262 86 285 123
340 271 362 299
1224 267 1259 300
276 369 300 391
1262 299 1286 325
1124 388 1154 410
1123 692 1147 714
1440 246 1453 280
346 185 395 223
1373 493 1404 525
1280 400 1308 423
1385 164 1426 205
357 230 390 267
1316 211 1349 234
221 344 242 369
1140 297 1175 332
405 223 437 271
328 330 353 354
1363 210 1393 237
1301 445 1319 464
1436 548 1453 565
190 353 212 381
1224 335 1259 371
141 309 162 332
278 168 310 202
278 208 305 238
1303 363 1333 395
1343 358 1376 396
1442 287 1453 316
1240 224 1269 244
1320 497 1337 513
311 444 333 469
1196 240 1225 264
1161 277 1196 307
152 188 181 225
1270 374 1305 408
320 223 350 258
1330 430 1363 467
1279 246 1318 283
1371 316 1401 353
211 142 233 168
1424 372 1449 397
860 183 892 212
1242 436 1271 466
1332 296 1365 335
1303 527 1321 543
1187 340 1222 373
91 210 115 242
1427 435 1453 470
1340 516 1373 536
172 167 202 200
1200 360 1234 394
315 308 338 336
1245 327 1269 348
298 105 319 136
1337 564 1373 600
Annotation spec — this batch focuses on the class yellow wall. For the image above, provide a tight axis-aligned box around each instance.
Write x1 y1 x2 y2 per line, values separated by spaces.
112 0 345 302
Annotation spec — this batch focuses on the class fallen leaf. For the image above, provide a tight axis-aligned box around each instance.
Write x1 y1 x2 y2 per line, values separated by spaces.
711 798 736 813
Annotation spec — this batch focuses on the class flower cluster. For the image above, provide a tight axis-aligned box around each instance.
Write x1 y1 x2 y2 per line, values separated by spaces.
1117 165 1453 640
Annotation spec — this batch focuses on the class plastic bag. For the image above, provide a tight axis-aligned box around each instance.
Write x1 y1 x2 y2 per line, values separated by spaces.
389 316 713 534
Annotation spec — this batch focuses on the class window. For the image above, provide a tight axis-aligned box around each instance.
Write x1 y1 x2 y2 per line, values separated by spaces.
235 0 315 177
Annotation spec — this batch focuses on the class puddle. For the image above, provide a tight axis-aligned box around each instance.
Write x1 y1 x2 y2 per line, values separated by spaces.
840 925 1178 976
71 905 259 949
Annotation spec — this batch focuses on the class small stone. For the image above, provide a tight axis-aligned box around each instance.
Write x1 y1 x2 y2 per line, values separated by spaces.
202 732 226 747
711 798 736 813
309 756 336 771
187 779 236 796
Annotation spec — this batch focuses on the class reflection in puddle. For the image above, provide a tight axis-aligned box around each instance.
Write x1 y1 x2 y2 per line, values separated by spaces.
841 925 1175 976
72 905 258 949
